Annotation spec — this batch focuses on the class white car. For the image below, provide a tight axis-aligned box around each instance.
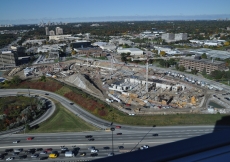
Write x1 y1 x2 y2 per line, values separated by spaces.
129 113 135 116
13 140 20 143
61 147 68 151
31 154 39 158
140 146 144 150
91 149 98 153
6 157 14 161
143 145 149 149
40 151 47 154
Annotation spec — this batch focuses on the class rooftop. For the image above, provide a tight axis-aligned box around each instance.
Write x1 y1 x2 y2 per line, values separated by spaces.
180 56 225 65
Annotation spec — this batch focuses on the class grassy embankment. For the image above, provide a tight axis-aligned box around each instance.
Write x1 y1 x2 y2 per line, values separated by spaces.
28 102 98 133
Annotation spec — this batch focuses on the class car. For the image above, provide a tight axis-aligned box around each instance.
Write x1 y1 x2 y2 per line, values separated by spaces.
18 148 23 152
108 152 114 156
143 145 149 149
88 138 95 141
19 155 27 159
13 140 20 143
80 152 86 156
70 102 74 105
85 135 93 138
125 108 131 111
88 146 95 150
12 152 19 155
0 155 4 160
103 146 110 150
90 153 98 157
39 156 48 160
45 148 52 152
36 148 43 151
115 126 121 129
49 153 57 158
45 93 49 95
129 113 135 116
27 137 34 140
40 151 47 154
117 133 122 135
153 133 159 136
118 146 124 149
91 149 98 153
6 157 14 161
5 149 13 153
31 154 39 158
60 150 67 154
61 147 68 151
139 146 144 150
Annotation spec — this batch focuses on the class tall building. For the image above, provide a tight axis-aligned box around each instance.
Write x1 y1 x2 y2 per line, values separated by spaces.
45 27 49 35
175 33 187 41
49 30 55 36
55 27 63 35
161 33 175 42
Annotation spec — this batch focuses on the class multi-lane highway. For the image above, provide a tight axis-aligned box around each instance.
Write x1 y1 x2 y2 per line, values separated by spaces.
0 127 221 161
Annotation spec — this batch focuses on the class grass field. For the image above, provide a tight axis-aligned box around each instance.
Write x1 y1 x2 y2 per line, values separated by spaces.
29 102 98 133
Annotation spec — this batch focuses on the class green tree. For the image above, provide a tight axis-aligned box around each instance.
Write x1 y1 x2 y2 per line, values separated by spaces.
11 75 21 85
179 65 185 72
202 68 207 76
201 53 207 59
40 75 46 82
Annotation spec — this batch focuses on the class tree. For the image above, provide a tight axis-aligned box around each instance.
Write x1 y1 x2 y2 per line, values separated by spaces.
191 68 198 75
160 51 166 57
11 75 21 85
40 75 46 82
202 68 207 76
71 50 77 55
179 65 185 72
201 53 207 59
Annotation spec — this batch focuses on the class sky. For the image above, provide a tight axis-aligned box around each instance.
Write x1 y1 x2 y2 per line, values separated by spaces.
1 0 230 24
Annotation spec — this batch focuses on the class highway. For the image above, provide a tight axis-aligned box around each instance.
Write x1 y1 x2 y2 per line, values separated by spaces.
0 127 221 161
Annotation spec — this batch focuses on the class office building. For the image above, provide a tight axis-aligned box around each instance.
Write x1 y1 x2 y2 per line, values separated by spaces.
175 33 187 41
55 27 63 35
45 27 49 35
117 47 143 56
179 56 226 74
49 30 55 36
0 51 18 68
161 33 175 42
71 41 91 49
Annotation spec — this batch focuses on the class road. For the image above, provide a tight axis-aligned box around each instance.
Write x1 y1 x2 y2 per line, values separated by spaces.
0 126 224 161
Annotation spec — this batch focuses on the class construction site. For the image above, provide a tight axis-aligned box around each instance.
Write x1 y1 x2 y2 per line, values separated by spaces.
7 57 223 115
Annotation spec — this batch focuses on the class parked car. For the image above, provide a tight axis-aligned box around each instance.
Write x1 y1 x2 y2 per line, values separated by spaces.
115 126 121 129
39 156 48 160
117 133 122 135
36 148 43 151
19 155 27 159
40 151 47 154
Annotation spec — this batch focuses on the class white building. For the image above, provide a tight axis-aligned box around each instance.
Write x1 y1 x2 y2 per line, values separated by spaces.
49 35 71 41
45 27 49 35
161 33 175 42
49 30 55 36
93 42 116 51
22 39 46 46
117 47 143 56
55 27 63 35
175 33 187 41
109 38 133 46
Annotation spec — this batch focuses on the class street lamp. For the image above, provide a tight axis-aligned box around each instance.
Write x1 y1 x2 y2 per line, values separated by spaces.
110 127 115 155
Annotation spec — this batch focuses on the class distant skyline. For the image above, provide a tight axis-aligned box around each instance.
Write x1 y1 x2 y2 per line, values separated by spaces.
1 0 230 24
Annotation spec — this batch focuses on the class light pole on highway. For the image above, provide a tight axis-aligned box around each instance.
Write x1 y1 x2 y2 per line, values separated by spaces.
110 126 115 155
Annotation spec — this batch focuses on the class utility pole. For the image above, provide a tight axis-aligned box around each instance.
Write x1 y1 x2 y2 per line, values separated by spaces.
146 58 149 92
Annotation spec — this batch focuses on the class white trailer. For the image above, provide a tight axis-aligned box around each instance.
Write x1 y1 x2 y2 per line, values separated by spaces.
65 151 74 157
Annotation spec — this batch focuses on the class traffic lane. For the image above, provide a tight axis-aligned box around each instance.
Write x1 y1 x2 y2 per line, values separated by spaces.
1 131 214 147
